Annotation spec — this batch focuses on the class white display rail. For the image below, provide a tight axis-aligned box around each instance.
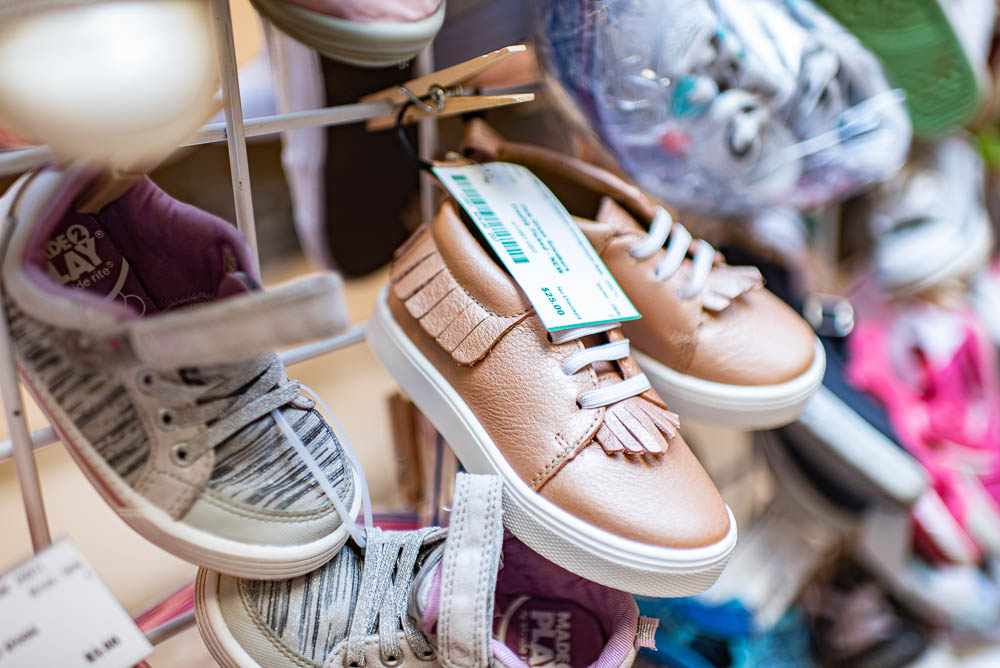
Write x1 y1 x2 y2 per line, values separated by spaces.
0 0 446 647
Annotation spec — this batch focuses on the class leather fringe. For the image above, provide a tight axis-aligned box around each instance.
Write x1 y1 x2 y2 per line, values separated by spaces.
391 226 529 366
701 266 763 312
594 398 679 455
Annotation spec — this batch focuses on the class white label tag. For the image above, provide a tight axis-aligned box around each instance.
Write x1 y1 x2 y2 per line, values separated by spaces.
0 540 152 667
432 162 640 331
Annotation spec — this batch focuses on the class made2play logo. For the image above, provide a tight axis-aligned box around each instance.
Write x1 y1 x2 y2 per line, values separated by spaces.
45 223 112 287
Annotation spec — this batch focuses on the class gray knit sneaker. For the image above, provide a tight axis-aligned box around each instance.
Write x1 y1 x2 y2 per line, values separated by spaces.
0 168 364 579
196 473 649 668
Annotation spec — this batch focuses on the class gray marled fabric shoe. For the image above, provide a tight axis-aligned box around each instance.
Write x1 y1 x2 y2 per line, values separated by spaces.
0 168 363 579
196 474 650 668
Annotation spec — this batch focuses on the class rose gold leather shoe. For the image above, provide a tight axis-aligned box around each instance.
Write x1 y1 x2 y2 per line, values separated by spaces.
458 120 825 429
367 201 737 597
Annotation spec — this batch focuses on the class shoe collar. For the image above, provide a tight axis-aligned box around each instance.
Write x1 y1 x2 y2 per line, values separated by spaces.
0 167 347 369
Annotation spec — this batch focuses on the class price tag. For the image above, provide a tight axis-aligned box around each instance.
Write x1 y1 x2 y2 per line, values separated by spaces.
433 162 641 331
0 540 152 667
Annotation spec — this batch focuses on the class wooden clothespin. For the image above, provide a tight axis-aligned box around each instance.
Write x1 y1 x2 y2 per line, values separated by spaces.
75 168 145 213
361 45 536 132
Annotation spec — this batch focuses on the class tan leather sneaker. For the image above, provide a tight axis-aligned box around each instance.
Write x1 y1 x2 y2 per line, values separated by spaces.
367 201 736 597
458 120 825 429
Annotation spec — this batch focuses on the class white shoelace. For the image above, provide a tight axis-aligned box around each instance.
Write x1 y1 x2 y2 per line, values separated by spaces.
552 323 651 409
628 206 715 299
274 385 373 548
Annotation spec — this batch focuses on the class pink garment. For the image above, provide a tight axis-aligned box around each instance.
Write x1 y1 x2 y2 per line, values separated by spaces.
285 0 440 22
847 304 1000 562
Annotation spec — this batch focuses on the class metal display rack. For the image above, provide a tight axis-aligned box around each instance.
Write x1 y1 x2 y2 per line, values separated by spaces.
0 0 527 649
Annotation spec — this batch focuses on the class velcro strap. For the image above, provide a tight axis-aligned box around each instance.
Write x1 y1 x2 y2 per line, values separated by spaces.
439 473 504 668
128 272 347 369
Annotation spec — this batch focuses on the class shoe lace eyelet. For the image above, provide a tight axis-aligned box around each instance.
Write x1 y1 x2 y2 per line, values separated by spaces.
170 442 192 467
156 408 176 429
136 370 156 390
419 648 437 662
346 660 364 668
380 653 402 667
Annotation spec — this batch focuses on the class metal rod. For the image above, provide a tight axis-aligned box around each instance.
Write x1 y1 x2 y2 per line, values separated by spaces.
190 101 394 145
145 610 196 646
209 0 258 272
0 81 538 177
278 323 367 367
415 44 438 223
0 304 51 550
0 425 57 461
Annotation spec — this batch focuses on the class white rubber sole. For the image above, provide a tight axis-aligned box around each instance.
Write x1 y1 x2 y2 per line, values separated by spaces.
877 209 994 295
196 569 263 668
251 0 445 67
20 365 362 580
632 338 826 430
796 385 928 508
367 287 737 597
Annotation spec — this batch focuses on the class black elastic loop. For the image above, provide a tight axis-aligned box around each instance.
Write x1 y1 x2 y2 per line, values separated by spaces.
395 101 433 173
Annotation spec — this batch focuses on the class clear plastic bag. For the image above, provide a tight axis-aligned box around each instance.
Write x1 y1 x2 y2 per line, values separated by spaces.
534 0 912 215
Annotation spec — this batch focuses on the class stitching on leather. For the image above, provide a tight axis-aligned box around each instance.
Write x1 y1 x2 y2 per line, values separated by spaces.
441 479 466 666
530 414 598 490
529 336 602 488
473 482 491 666
237 579 319 668
142 464 202 516
477 481 501 666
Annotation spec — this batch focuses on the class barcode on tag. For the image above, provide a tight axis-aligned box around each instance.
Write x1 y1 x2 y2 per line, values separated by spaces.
432 162 640 331
450 174 529 264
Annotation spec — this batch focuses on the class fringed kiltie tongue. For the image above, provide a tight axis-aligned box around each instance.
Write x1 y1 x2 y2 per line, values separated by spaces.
595 399 680 455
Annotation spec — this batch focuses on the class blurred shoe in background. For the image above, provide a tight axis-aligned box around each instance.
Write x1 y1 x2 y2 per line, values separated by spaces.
719 243 928 509
249 0 445 67
800 556 927 668
867 137 993 295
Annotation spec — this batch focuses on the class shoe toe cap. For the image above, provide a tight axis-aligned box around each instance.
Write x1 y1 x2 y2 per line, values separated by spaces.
688 288 816 387
539 434 732 550
181 490 350 547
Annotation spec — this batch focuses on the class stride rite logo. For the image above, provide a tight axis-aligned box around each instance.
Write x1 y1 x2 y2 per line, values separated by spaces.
45 223 112 288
